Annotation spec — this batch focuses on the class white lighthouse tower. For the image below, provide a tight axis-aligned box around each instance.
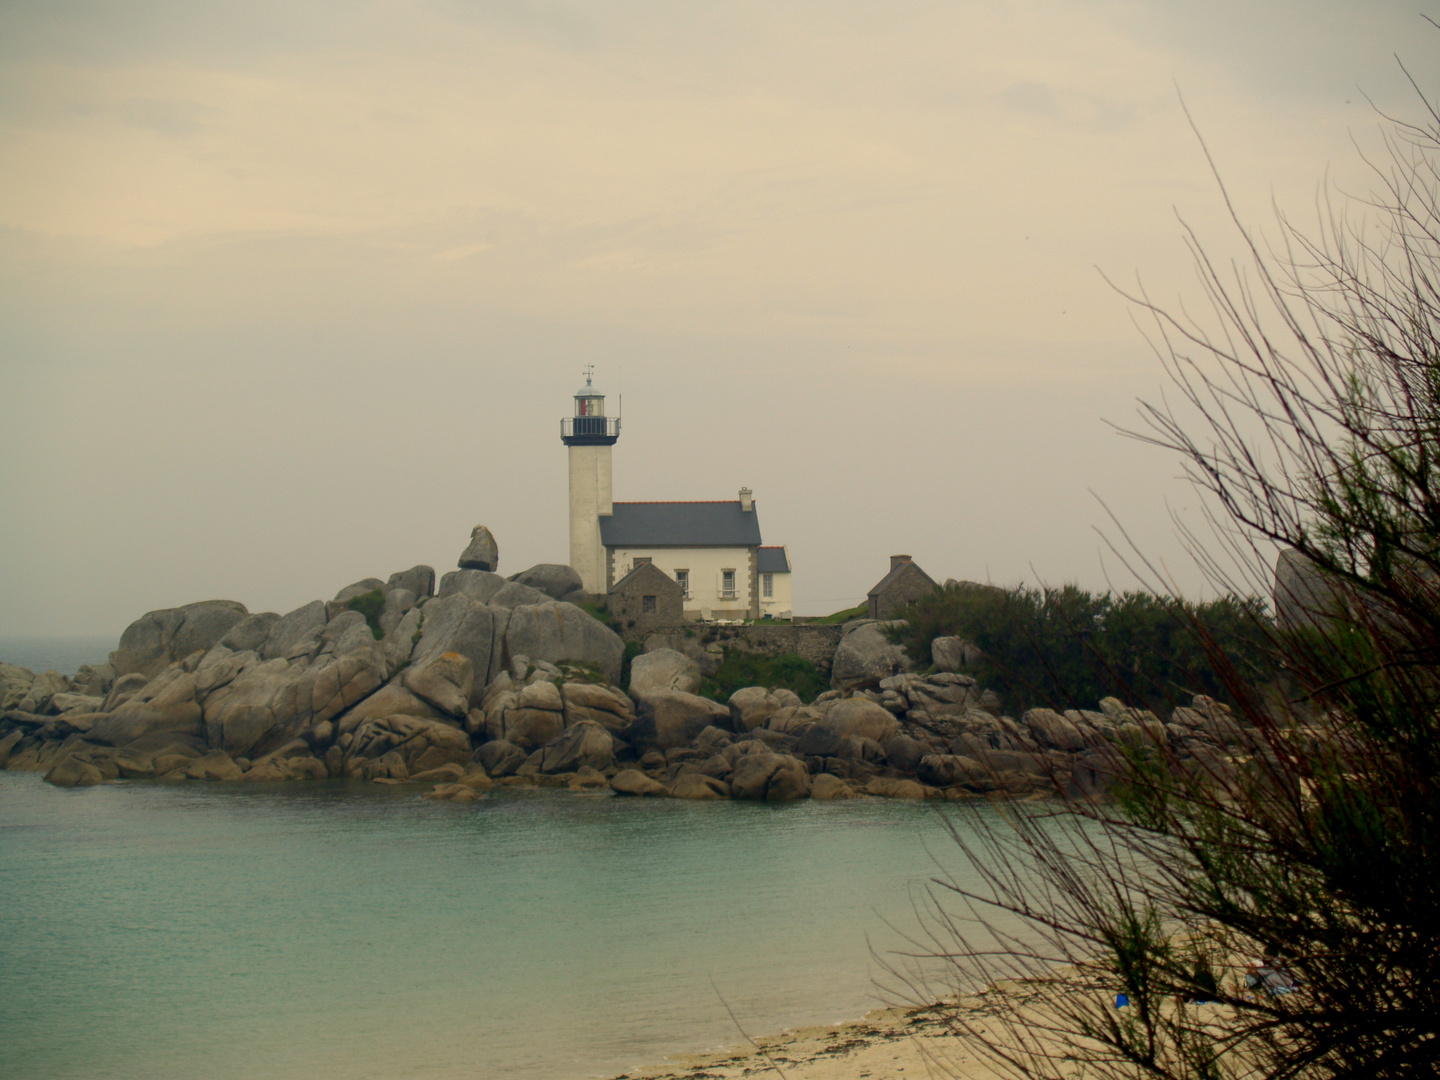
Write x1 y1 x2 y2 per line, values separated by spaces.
561 367 620 595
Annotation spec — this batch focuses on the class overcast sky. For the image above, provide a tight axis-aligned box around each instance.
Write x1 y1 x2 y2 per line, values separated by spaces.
2 1 1437 638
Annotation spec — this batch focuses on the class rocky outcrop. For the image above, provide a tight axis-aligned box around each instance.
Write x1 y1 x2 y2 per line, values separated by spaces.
560 681 635 734
402 652 474 719
628 649 701 698
437 569 508 605
458 525 499 572
631 691 730 750
727 686 783 731
411 595 503 691
931 636 982 672
111 601 250 679
388 565 437 598
729 752 810 801
536 720 614 774
4 535 1264 809
815 697 900 744
504 603 625 684
830 621 911 691
508 564 585 604
610 768 669 796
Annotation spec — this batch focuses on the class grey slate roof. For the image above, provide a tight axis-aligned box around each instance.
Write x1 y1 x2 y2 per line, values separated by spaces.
600 501 763 547
757 546 790 573
868 560 937 597
609 560 679 594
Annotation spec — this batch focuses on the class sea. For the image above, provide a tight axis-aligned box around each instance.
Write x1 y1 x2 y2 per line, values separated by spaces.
0 639 1010 1080
0 636 118 678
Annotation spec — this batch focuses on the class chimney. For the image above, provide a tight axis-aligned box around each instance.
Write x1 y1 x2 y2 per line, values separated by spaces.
739 487 754 512
890 554 912 571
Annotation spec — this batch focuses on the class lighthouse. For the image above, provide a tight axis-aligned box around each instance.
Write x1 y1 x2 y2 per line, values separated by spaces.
561 367 620 595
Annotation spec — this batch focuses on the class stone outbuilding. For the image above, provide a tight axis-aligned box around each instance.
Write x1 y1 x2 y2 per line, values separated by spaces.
608 560 684 630
867 555 938 620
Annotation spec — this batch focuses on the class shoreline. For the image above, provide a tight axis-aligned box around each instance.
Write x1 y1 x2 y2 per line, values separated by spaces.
610 995 1017 1080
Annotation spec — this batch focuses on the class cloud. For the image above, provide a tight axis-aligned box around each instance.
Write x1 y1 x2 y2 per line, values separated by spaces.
116 97 218 138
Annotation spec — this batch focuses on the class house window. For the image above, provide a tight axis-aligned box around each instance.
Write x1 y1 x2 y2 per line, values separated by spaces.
675 569 689 598
721 569 736 599
763 573 773 598
642 595 657 614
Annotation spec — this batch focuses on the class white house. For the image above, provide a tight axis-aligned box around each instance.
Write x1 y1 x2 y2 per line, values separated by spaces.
561 372 792 620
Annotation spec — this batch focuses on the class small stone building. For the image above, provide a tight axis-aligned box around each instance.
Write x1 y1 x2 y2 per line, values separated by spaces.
867 555 938 620
608 560 684 630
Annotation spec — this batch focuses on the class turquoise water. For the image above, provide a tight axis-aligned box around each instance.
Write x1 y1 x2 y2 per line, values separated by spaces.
0 773 990 1080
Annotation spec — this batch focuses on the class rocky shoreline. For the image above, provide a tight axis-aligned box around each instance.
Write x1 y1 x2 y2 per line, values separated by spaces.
0 528 1256 802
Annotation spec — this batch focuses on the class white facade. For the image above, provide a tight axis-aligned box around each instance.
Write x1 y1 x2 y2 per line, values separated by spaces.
609 546 754 620
758 567 793 619
568 443 612 595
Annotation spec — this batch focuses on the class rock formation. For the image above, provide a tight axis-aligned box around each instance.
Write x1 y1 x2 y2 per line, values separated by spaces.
1 533 1269 808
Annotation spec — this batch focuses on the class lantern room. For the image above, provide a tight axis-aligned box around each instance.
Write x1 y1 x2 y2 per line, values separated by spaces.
561 366 620 445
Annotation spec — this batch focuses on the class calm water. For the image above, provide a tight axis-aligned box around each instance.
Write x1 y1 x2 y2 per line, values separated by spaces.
0 636 117 677
0 772 997 1080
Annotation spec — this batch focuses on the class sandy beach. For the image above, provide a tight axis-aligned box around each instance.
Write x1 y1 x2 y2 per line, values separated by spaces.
615 962 1246 1080
614 993 1025 1080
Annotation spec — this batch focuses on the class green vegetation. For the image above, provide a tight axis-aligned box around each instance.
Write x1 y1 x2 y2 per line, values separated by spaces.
891 581 1274 715
619 640 643 690
345 588 386 640
578 599 623 635
698 649 828 704
813 603 866 624
912 68 1440 1080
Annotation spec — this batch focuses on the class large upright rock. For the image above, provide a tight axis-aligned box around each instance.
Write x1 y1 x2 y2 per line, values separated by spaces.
561 682 635 733
438 569 508 604
487 581 553 609
537 719 614 773
628 649 701 699
816 697 901 743
388 565 436 598
19 670 69 715
333 578 385 603
508 564 586 604
89 665 204 746
728 687 782 731
1022 708 1088 752
402 651 473 718
111 601 250 679
501 680 565 748
931 636 982 673
411 595 503 691
729 752 811 801
219 612 281 655
200 646 386 759
260 601 328 662
503 603 625 684
1 663 35 711
632 691 730 750
458 526 499 572
830 622 911 691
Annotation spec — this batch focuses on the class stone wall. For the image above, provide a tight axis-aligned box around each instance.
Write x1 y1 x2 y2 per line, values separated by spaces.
639 623 845 674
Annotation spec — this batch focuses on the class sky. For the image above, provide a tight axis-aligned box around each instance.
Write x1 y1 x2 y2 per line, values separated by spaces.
2 0 1437 638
